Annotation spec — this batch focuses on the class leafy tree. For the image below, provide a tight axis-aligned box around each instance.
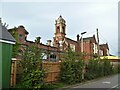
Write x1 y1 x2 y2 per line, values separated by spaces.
9 27 20 57
60 48 84 84
16 44 46 88
84 59 97 80
12 42 20 58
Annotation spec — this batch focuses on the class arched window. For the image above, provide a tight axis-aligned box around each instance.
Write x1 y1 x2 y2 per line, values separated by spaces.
62 26 65 33
57 26 60 33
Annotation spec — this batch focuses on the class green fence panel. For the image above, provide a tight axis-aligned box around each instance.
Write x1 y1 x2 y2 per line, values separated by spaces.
0 42 12 89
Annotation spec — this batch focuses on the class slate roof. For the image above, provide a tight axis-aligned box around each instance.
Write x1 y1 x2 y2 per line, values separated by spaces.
0 22 16 43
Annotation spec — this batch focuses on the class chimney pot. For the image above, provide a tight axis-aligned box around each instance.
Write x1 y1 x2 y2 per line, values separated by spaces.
35 36 41 43
93 34 95 38
77 34 80 41
47 40 52 46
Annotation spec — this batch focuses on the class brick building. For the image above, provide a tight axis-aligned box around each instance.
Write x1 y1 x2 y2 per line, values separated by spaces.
8 26 60 61
80 35 98 60
53 15 80 52
99 43 109 56
8 15 109 61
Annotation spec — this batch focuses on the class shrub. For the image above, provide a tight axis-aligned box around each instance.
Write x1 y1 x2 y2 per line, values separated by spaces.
59 48 84 84
113 64 120 74
84 58 114 80
102 60 113 76
16 45 46 88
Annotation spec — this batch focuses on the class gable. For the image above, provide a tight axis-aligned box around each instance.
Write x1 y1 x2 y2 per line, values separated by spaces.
0 23 16 44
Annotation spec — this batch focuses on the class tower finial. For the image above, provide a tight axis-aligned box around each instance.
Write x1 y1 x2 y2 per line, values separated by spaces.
60 14 62 17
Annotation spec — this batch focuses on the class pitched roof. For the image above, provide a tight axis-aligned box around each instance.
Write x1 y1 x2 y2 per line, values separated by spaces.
65 37 77 43
26 40 58 49
56 15 65 23
0 22 16 44
99 43 109 49
18 25 29 34
80 35 97 43
83 37 93 40
8 25 29 34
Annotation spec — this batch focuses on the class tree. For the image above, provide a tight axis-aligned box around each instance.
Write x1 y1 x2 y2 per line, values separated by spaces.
60 47 84 84
17 45 46 88
8 27 20 58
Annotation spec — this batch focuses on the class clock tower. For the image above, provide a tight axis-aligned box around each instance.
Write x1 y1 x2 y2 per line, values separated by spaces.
53 15 66 47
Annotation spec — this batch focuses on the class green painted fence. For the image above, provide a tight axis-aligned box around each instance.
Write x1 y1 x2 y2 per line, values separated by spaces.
0 42 13 89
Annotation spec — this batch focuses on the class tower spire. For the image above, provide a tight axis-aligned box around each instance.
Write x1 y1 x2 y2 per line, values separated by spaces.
54 15 66 42
60 14 62 17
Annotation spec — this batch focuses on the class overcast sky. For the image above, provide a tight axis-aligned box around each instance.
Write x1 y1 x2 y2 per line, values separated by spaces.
1 0 119 56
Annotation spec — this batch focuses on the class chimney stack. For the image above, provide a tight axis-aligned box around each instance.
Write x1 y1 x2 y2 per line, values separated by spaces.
93 34 95 38
35 37 41 43
47 40 52 46
77 34 80 41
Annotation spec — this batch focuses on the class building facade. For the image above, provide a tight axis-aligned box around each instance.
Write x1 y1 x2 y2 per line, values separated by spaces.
99 43 109 56
8 15 109 61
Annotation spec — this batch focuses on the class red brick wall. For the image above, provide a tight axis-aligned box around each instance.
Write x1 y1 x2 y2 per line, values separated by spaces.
100 45 108 56
17 26 27 44
82 40 94 60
